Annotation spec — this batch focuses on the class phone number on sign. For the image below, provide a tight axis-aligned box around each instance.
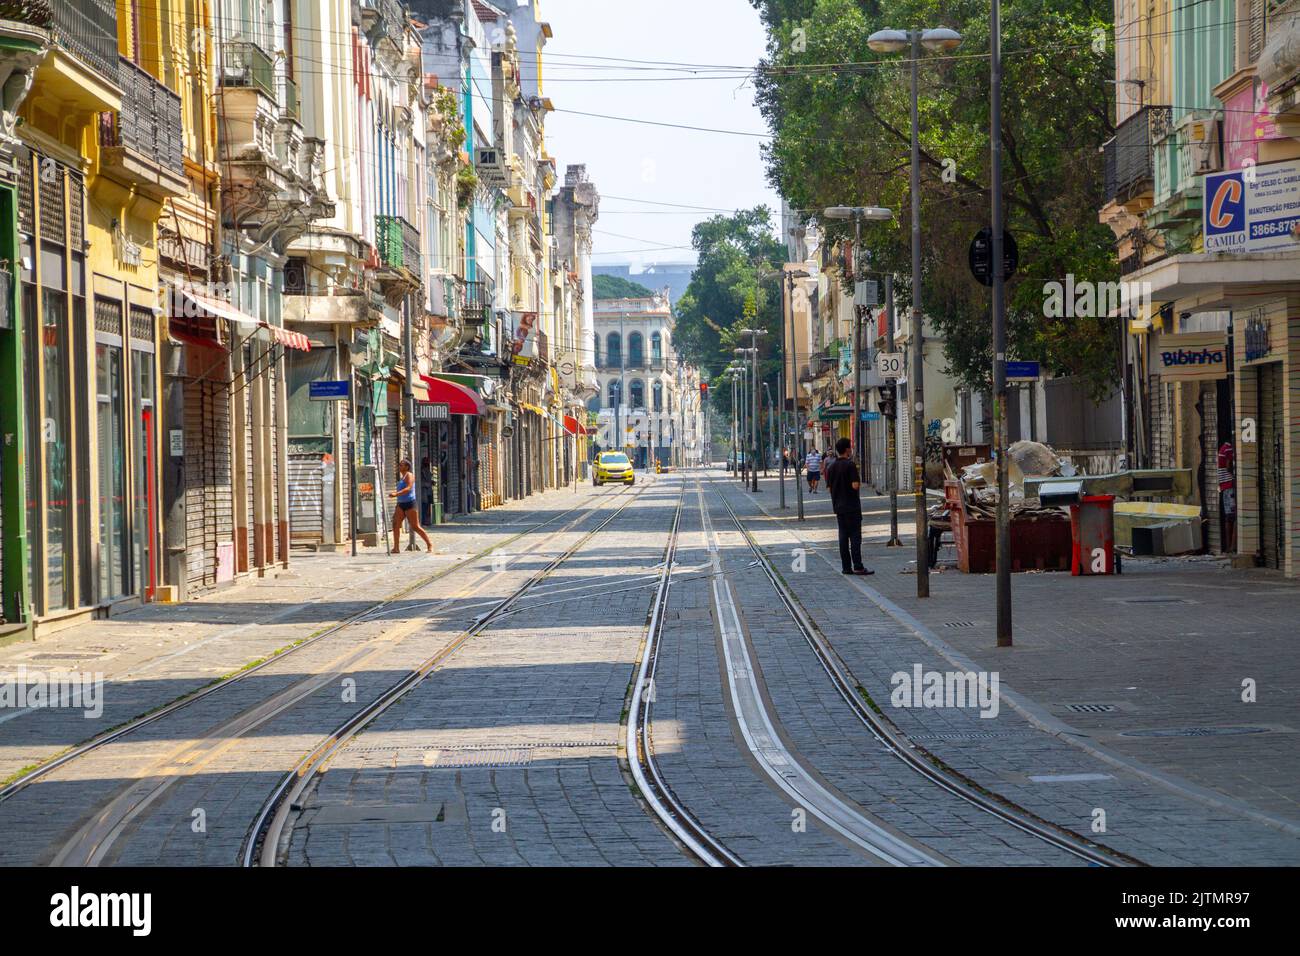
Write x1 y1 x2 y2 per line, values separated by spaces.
1250 216 1300 239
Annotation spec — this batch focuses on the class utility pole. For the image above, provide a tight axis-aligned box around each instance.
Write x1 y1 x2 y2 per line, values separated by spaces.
909 28 930 599
885 274 902 547
992 0 1012 646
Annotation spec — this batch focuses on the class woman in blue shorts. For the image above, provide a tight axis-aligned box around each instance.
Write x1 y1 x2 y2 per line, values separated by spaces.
391 458 432 554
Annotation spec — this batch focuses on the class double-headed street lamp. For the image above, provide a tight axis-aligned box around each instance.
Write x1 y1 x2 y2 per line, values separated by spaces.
866 24 962 600
737 328 766 493
823 205 893 486
783 268 810 519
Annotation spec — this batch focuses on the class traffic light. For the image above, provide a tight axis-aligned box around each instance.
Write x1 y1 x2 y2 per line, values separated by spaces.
699 382 709 400
876 384 897 419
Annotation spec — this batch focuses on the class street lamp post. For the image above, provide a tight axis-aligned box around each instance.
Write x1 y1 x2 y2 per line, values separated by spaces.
784 269 810 519
867 24 962 599
738 330 766 492
885 273 903 547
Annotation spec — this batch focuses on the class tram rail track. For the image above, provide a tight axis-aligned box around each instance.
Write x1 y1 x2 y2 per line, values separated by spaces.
702 471 1140 867
0 487 641 866
246 484 648 867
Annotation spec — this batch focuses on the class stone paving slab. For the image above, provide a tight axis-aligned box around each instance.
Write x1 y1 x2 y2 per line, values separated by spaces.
0 482 601 784
718 469 1300 864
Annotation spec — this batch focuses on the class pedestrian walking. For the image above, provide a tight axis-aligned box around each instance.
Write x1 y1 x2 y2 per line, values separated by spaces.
390 458 432 554
1218 440 1236 553
824 437 873 575
821 447 835 482
805 448 822 493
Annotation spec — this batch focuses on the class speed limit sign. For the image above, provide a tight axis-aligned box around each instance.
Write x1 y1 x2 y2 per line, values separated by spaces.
875 351 904 379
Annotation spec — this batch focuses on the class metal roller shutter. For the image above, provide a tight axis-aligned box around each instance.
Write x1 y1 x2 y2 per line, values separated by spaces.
243 364 255 570
184 372 235 589
289 454 323 543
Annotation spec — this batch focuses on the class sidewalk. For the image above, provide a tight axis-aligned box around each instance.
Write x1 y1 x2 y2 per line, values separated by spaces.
0 483 593 783
727 469 1300 831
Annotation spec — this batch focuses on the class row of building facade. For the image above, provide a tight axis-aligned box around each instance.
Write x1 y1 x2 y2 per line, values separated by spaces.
777 1 1300 577
0 0 653 638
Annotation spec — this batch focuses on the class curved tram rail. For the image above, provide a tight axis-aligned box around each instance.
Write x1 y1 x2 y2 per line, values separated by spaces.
0 487 640 866
246 485 647 866
704 474 1139 867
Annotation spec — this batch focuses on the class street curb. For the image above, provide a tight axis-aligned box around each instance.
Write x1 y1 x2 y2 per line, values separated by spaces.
729 475 1300 840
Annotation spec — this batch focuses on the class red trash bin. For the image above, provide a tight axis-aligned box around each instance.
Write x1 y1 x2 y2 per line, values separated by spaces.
1070 494 1116 575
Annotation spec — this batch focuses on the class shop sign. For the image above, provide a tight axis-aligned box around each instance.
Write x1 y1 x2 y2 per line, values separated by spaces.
1153 331 1228 379
1203 158 1300 254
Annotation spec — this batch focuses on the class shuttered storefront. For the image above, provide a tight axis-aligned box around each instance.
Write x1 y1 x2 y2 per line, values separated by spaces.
289 454 323 543
1258 363 1284 570
242 346 255 570
270 365 281 560
184 356 234 590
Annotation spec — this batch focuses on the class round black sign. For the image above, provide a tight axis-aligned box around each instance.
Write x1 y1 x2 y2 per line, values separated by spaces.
968 227 1019 287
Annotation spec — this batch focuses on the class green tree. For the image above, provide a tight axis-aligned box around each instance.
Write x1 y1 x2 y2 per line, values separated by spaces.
751 0 1121 400
674 207 787 424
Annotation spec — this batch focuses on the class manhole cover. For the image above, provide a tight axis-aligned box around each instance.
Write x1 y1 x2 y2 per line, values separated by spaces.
943 621 976 628
1065 703 1118 714
1120 726 1271 738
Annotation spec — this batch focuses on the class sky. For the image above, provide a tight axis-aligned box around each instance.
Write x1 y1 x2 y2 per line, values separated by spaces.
534 0 783 270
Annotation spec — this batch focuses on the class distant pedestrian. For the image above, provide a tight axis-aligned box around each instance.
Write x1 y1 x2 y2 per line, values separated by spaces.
821 447 835 481
1218 440 1236 553
391 458 432 554
805 448 822 493
825 437 872 576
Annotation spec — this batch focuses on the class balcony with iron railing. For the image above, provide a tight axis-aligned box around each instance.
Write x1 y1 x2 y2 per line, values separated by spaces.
220 40 275 101
464 276 494 326
98 56 186 196
1102 105 1172 207
375 215 422 278
49 0 117 80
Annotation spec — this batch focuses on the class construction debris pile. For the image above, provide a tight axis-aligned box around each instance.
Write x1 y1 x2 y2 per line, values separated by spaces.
945 440 1075 521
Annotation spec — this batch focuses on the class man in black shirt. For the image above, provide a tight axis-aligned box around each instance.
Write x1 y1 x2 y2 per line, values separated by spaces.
823 437 873 576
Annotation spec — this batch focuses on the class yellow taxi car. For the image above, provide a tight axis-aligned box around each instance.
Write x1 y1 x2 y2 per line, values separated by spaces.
593 451 635 486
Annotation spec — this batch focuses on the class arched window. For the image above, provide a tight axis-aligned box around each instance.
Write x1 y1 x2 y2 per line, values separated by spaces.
628 332 644 367
592 334 600 367
630 379 645 409
606 332 621 367
652 381 663 411
650 332 662 363
608 379 621 409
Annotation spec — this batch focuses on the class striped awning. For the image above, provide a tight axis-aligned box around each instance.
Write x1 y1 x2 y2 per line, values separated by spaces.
176 286 310 351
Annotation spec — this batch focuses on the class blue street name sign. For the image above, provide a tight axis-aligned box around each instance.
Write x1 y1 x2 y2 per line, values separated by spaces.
860 410 882 421
1005 361 1040 380
309 380 350 401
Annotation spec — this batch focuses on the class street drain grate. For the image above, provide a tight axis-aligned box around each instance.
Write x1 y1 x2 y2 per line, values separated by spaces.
26 652 107 661
1120 726 1271 738
1065 703 1118 714
943 621 977 628
423 748 533 769
1111 596 1195 605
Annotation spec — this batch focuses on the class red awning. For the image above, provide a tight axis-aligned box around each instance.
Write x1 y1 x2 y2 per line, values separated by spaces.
563 414 587 436
265 324 311 351
420 374 486 416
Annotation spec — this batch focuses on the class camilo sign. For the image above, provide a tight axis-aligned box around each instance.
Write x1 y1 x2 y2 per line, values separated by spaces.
1204 158 1300 254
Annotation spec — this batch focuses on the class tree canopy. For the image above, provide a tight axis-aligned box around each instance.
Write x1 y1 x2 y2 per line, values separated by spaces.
591 274 656 299
750 0 1121 399
673 207 788 422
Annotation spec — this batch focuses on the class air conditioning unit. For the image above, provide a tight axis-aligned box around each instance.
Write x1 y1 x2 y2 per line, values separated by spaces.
1186 118 1222 173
